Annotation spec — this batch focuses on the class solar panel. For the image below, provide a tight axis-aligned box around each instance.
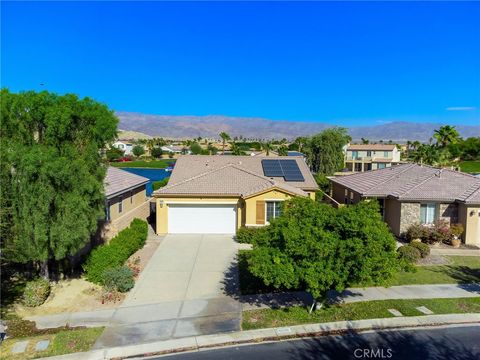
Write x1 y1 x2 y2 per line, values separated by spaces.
261 159 305 182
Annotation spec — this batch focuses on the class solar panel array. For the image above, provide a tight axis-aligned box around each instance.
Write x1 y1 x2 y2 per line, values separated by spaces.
261 159 305 182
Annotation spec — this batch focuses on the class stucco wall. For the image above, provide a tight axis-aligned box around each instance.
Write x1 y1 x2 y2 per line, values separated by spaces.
108 185 147 221
331 182 361 205
244 189 294 226
384 198 402 236
103 199 150 240
459 204 480 247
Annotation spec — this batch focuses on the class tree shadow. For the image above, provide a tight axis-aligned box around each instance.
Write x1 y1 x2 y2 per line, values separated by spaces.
431 265 480 284
284 325 479 360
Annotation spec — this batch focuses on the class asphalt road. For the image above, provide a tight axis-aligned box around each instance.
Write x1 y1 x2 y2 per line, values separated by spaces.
157 324 480 360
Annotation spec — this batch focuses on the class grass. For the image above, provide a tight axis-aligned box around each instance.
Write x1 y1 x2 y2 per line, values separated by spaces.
459 161 480 173
0 327 104 360
242 297 480 330
389 256 480 286
238 253 480 295
110 159 175 168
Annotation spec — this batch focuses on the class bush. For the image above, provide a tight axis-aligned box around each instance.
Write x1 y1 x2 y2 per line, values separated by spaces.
83 219 148 284
103 266 135 292
405 224 430 242
450 223 464 238
22 278 51 307
152 178 169 191
397 245 421 264
409 241 430 258
236 226 269 246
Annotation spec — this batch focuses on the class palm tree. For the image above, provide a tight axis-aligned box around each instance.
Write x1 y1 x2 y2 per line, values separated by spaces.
262 141 273 156
361 137 369 144
219 132 231 154
433 125 461 148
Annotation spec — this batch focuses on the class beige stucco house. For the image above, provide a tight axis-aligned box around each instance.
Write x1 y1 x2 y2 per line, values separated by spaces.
103 167 150 239
330 164 480 247
343 144 402 173
153 156 318 234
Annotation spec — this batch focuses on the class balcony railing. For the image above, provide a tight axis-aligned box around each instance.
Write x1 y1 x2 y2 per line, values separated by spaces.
345 156 392 162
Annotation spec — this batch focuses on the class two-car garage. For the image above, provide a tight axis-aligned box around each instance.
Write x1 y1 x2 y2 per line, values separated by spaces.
167 204 237 234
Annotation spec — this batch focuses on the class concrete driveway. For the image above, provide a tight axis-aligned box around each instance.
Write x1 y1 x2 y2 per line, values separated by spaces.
95 234 241 348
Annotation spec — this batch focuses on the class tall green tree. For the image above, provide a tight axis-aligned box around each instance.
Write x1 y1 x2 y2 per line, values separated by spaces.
434 125 460 148
0 89 118 278
132 144 145 157
305 128 351 174
219 132 231 154
247 198 399 309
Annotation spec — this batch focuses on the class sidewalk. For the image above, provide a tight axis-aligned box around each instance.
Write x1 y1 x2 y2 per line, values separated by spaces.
28 283 480 327
430 247 480 256
38 313 480 360
241 283 480 310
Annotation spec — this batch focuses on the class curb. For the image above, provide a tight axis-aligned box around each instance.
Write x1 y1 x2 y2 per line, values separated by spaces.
39 313 480 360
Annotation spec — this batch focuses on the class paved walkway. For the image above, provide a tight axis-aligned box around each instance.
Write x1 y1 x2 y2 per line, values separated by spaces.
241 283 480 310
430 248 480 256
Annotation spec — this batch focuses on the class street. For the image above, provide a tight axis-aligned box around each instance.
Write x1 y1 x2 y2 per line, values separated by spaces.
155 324 480 360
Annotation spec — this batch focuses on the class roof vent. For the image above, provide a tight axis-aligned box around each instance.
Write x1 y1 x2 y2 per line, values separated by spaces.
238 161 242 165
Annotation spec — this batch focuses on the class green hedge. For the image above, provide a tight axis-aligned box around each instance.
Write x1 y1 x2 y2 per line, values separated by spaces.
83 219 148 284
22 278 51 307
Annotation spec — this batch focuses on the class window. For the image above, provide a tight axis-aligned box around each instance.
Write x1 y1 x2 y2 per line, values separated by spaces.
266 201 282 222
106 201 111 221
384 151 389 158
118 196 123 213
420 203 436 224
367 151 372 157
378 163 386 169
352 151 359 160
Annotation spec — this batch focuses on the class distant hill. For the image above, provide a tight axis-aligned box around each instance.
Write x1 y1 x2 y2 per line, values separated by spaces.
116 112 480 142
117 130 152 140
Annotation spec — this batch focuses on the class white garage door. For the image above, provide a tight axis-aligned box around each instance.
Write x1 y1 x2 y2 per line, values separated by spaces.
168 204 237 234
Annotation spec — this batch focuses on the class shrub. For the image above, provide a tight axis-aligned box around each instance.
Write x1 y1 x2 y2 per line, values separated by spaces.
22 278 51 307
409 241 430 258
405 224 430 242
450 223 464 238
236 226 269 246
152 178 169 191
83 219 148 284
429 219 452 244
397 245 421 264
103 266 135 292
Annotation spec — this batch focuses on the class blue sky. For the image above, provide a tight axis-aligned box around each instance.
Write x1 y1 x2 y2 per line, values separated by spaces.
2 1 479 126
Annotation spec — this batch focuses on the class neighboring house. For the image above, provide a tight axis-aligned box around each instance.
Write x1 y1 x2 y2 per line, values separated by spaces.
103 167 150 239
329 164 480 247
112 141 134 156
161 145 184 154
153 156 318 234
343 144 401 173
249 150 278 157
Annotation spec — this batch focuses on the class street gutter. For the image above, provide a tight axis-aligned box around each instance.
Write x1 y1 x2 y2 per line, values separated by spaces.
38 313 480 360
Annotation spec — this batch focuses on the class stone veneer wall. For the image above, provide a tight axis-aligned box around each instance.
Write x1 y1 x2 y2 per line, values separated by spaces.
399 202 420 236
438 203 458 225
102 199 151 241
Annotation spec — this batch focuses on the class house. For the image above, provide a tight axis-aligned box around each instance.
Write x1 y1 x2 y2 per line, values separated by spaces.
249 150 278 157
161 145 184 154
329 163 480 247
112 141 134 156
343 144 401 173
103 167 150 239
153 156 318 234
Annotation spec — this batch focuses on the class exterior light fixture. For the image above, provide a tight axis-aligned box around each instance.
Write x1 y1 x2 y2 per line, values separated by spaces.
159 200 164 208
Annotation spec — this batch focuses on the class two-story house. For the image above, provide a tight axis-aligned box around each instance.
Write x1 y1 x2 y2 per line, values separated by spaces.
343 144 401 173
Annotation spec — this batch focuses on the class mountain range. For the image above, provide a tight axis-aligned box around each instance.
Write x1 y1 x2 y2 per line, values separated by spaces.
116 111 480 142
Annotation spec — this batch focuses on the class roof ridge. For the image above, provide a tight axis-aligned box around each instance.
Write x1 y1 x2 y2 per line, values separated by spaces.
155 163 235 193
361 163 416 194
229 164 275 185
395 167 442 198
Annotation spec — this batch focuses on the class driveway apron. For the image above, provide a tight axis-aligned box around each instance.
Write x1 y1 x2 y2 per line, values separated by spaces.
94 234 241 348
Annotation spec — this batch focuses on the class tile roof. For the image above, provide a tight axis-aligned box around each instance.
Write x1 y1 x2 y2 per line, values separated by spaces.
347 144 397 151
166 155 318 190
330 163 480 204
104 167 149 199
154 155 317 197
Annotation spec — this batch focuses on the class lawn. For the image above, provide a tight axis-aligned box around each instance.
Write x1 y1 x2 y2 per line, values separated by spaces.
0 327 104 360
389 256 480 286
110 159 175 169
459 161 480 174
242 297 480 330
238 252 480 295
